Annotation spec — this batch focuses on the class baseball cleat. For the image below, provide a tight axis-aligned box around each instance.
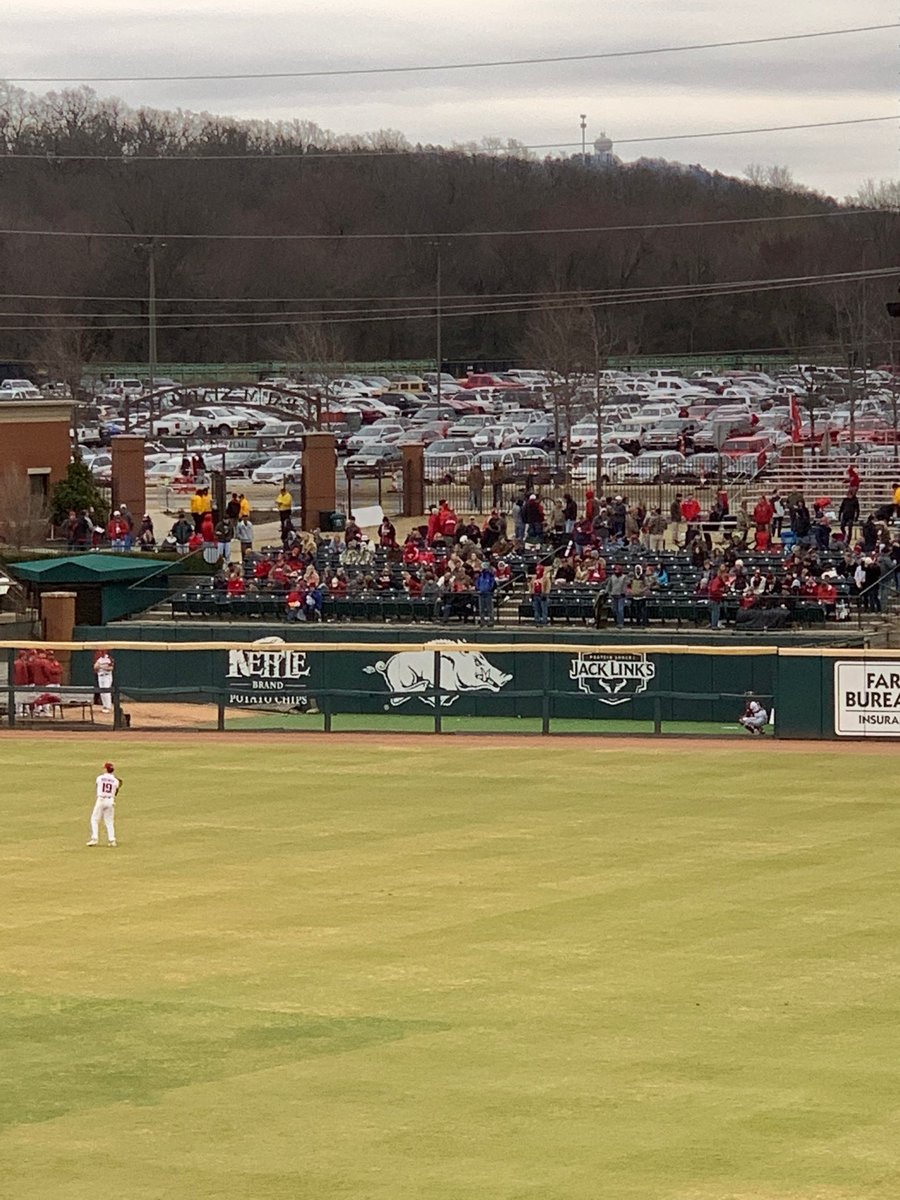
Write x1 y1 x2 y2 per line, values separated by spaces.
86 839 98 846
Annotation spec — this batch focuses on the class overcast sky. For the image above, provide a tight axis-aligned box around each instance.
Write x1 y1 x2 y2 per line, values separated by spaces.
3 1 895 198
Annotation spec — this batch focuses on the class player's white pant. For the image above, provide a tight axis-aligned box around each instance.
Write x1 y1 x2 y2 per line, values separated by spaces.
96 671 113 712
90 800 116 843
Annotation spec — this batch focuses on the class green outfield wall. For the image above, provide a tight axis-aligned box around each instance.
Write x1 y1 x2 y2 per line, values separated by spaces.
65 626 899 739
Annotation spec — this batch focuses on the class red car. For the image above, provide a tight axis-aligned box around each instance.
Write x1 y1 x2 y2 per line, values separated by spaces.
458 373 523 390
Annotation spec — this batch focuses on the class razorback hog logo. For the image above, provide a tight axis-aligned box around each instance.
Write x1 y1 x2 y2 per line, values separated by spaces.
364 641 512 707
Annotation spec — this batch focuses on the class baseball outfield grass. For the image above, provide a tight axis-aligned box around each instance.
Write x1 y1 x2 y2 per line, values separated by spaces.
0 739 897 1199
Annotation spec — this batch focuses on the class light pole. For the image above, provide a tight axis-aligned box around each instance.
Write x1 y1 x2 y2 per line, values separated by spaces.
580 114 587 165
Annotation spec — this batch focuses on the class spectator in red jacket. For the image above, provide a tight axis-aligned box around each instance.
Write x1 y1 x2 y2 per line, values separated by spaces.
680 496 701 523
107 510 128 551
439 502 459 541
753 495 774 532
285 583 307 620
708 567 727 629
426 506 442 544
200 512 216 543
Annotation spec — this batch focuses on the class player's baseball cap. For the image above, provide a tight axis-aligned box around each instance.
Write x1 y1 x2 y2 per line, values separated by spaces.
104 761 114 772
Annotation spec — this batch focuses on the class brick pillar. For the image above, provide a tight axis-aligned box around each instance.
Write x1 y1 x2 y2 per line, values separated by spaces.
300 432 337 531
111 435 146 521
41 590 77 683
401 443 425 518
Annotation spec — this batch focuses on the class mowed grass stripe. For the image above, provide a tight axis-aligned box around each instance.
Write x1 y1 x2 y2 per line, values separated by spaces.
0 741 897 1199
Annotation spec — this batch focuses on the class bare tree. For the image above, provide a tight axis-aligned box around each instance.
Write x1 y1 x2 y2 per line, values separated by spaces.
33 324 96 400
521 306 594 468
271 321 349 429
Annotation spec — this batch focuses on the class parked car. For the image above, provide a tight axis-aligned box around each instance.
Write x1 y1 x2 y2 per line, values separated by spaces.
251 455 303 485
346 423 409 454
458 373 523 390
620 450 689 482
344 445 403 471
473 447 554 479
569 452 632 484
423 451 474 483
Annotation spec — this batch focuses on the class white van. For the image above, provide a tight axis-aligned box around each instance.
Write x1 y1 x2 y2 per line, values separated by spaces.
105 377 144 396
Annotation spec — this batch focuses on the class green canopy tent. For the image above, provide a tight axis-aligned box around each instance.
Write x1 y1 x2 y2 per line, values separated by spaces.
10 555 178 625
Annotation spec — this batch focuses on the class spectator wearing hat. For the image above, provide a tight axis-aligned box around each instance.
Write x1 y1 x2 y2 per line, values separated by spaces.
170 510 194 555
106 509 128 552
138 514 156 552
118 505 135 551
523 494 544 542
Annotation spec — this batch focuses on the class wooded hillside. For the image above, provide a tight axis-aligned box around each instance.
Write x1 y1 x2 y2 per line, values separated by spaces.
0 85 897 367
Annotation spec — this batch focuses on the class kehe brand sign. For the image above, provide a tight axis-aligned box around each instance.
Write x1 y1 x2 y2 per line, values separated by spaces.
569 652 656 705
833 660 900 736
227 637 310 707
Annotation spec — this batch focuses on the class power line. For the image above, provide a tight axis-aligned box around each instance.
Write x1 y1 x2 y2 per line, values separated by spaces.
4 23 891 83
0 208 894 244
0 115 892 162
3 267 896 323
1 265 893 332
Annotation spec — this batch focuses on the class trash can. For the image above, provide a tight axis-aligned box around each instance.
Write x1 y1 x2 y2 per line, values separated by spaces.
319 510 346 532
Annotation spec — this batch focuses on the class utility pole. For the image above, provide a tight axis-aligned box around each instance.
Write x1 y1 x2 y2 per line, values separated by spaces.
435 242 443 421
590 308 603 496
137 237 162 436
148 237 157 436
580 114 587 165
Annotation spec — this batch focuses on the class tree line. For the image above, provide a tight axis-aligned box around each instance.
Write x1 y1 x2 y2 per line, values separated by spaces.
0 83 898 374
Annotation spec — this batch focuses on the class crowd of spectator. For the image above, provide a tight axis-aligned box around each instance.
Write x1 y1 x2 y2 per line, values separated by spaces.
181 480 900 629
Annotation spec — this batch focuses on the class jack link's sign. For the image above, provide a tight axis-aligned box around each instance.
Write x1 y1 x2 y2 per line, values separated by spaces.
834 661 900 737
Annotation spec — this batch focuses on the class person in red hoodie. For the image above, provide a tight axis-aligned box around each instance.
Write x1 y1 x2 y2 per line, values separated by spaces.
439 502 459 541
585 489 598 523
200 511 216 543
106 510 128 552
285 581 307 621
708 567 727 630
680 494 702 547
752 494 774 534
426 506 441 544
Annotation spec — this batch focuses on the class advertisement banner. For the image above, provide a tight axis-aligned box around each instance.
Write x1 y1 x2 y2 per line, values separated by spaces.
833 661 900 737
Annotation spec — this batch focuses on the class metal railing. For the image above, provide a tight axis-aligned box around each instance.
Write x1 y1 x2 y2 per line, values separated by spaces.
854 564 899 628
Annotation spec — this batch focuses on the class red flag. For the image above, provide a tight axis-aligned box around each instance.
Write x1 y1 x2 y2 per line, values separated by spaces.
790 395 802 443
